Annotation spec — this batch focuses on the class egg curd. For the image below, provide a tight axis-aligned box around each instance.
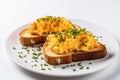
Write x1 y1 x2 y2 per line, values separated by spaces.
27 16 75 35
46 28 99 54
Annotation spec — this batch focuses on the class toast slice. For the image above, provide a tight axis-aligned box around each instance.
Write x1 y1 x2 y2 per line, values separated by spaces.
19 29 47 46
19 24 80 46
43 42 107 65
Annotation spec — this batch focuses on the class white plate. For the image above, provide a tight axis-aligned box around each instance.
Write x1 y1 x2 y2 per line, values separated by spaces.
5 19 119 77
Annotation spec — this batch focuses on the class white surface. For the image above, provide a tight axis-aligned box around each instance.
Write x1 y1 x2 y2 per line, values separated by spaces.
0 0 120 80
6 19 118 77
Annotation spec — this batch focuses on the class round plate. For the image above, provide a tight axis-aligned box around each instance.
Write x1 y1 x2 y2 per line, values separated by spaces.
5 19 119 77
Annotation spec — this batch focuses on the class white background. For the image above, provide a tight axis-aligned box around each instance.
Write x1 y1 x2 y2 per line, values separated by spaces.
0 0 120 80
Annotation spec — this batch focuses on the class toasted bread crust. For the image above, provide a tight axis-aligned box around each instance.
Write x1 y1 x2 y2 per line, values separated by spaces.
72 43 107 62
43 42 107 65
44 54 72 65
19 29 47 46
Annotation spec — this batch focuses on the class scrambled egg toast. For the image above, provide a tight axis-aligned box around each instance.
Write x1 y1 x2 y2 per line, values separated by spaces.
19 16 107 65
19 16 79 46
46 28 99 54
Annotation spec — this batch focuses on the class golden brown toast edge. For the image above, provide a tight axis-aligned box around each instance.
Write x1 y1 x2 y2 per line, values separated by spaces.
19 29 47 46
43 42 107 65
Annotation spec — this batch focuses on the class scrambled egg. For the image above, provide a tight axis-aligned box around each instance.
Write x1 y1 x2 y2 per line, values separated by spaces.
27 16 74 35
47 28 99 54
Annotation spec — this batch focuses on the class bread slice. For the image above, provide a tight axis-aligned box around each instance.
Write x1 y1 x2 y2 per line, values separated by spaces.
19 24 80 46
43 42 107 65
19 29 47 46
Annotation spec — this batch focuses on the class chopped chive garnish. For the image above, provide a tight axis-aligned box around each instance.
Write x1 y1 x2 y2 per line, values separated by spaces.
73 64 75 66
48 68 51 70
36 47 41 51
77 62 81 66
37 19 40 23
13 47 16 50
79 66 84 69
44 64 48 66
73 69 76 72
39 53 42 55
58 32 65 42
70 64 75 66
41 68 46 70
66 65 69 67
25 60 27 63
26 50 30 52
41 57 44 60
62 66 66 69
93 35 96 37
33 53 37 55
96 36 99 38
18 55 23 58
86 67 89 69
40 64 43 67
89 62 92 64
34 64 37 66
22 46 28 50
32 56 38 59
18 52 22 54
37 53 40 56
81 28 86 32
100 36 102 38
84 43 87 46
35 60 38 62
24 55 27 57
